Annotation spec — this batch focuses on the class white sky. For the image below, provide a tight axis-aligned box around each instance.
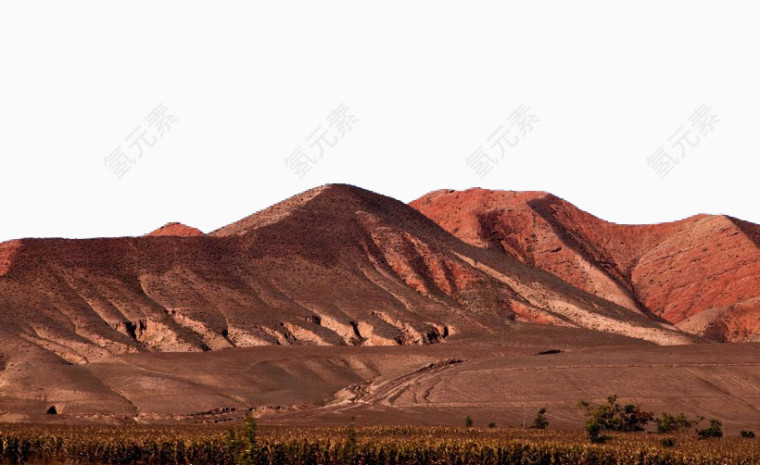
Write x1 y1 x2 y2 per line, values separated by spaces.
1 2 758 242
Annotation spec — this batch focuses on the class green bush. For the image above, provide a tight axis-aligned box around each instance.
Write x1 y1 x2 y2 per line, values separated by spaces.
697 419 723 439
656 413 695 433
464 416 473 428
577 395 653 435
584 420 609 444
530 407 549 429
740 430 755 438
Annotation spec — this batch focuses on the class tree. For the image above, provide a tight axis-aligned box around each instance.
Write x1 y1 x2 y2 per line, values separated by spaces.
620 403 654 432
577 395 653 442
530 407 549 429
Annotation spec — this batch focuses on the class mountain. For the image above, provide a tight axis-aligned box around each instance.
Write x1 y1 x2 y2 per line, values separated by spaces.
410 188 760 342
0 184 689 366
2 183 758 424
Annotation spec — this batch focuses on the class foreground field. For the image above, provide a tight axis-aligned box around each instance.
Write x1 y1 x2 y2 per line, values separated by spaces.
0 423 759 464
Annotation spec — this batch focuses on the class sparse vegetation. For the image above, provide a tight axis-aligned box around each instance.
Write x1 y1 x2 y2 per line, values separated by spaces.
574 395 748 446
0 422 756 464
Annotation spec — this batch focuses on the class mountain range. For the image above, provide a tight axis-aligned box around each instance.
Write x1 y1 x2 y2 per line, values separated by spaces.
0 184 758 424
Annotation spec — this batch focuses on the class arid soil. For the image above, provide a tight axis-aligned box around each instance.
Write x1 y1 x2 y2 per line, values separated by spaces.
5 328 759 434
0 184 757 427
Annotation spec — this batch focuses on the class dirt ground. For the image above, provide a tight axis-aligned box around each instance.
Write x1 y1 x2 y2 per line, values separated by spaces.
3 325 758 434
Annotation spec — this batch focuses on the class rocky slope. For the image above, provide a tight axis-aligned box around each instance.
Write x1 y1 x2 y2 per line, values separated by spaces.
411 188 760 342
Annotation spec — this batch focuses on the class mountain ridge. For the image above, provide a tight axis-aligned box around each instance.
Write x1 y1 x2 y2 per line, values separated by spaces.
411 187 760 342
0 184 691 369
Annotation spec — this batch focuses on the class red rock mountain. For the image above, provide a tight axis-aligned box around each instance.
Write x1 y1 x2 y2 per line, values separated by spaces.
0 185 689 371
411 188 760 342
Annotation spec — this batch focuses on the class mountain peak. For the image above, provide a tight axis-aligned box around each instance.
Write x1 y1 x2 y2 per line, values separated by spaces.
147 222 204 237
210 184 392 237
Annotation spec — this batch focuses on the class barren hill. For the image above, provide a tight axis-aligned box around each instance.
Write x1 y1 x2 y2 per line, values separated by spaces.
411 188 760 342
0 185 686 365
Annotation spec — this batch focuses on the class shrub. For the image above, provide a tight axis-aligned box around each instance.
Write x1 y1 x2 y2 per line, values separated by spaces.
740 430 756 438
620 403 653 432
656 413 695 433
487 422 496 428
585 420 609 443
530 407 549 429
697 419 723 439
464 416 473 428
577 395 653 434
